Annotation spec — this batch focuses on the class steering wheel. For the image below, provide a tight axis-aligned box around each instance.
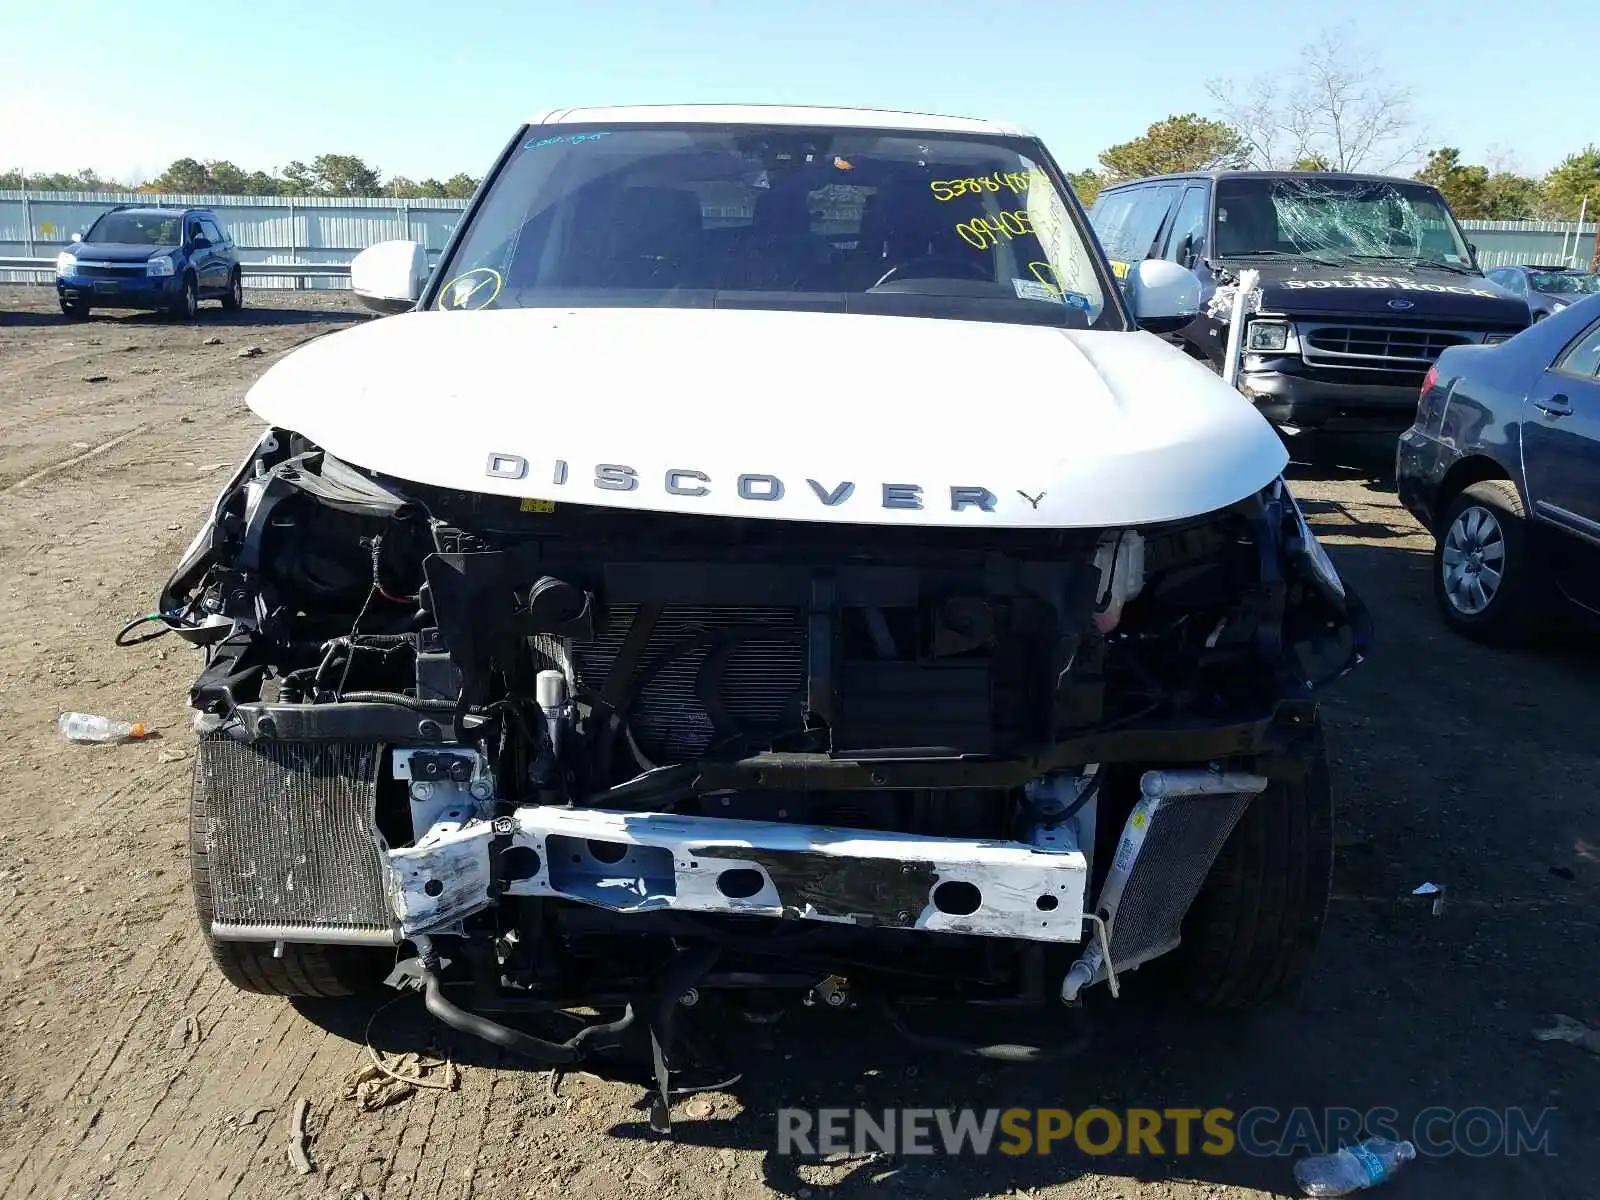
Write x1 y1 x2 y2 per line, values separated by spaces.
873 255 992 288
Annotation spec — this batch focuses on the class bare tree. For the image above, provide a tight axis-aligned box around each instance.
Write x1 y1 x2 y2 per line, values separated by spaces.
1207 74 1296 170
1208 25 1430 173
1481 143 1521 176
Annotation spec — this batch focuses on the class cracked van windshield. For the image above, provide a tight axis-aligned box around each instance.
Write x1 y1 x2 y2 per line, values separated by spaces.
1530 270 1600 295
1214 176 1474 268
433 125 1109 327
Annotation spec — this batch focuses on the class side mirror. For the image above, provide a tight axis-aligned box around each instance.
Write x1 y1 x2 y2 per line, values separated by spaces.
70 232 82 243
1127 258 1201 334
351 240 428 315
190 235 211 249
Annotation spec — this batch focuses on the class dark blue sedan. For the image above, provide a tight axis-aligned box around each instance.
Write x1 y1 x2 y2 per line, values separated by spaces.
55 205 242 320
1397 291 1600 643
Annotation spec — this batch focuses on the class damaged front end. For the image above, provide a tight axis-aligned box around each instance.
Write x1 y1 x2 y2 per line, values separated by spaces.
164 430 1368 1106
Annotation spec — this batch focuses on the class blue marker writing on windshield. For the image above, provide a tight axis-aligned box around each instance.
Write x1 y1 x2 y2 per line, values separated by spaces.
526 131 613 151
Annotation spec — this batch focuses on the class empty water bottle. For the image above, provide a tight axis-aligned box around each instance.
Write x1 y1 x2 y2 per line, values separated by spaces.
58 712 147 744
1295 1138 1416 1196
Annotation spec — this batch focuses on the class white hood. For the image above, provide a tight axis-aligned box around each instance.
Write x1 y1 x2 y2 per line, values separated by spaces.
246 307 1288 528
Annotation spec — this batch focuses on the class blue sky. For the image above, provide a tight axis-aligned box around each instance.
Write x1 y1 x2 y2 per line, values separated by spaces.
1 0 1592 182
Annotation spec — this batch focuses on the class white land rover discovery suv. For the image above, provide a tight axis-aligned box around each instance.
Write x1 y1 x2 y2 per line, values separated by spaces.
160 105 1369 1121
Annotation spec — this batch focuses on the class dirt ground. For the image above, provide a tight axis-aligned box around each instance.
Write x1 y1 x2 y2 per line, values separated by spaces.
0 284 1594 1200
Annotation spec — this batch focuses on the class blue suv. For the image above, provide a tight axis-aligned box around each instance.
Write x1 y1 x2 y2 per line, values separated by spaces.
56 206 243 320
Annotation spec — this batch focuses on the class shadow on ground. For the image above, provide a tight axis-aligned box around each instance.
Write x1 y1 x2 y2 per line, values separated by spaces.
1285 433 1402 493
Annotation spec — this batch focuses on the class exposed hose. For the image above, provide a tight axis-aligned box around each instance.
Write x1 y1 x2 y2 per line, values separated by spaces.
115 607 207 647
330 633 416 646
878 999 1091 1063
584 764 700 811
593 624 802 787
338 690 461 712
313 636 415 697
418 967 634 1064
115 612 177 647
566 1004 638 1054
644 943 722 1131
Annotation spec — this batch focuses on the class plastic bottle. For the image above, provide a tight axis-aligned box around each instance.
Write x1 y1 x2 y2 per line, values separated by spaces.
1294 1138 1416 1196
58 712 148 743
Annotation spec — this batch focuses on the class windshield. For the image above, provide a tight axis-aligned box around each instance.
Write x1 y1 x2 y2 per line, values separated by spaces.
86 212 182 246
431 124 1112 329
1212 177 1473 268
1529 271 1600 295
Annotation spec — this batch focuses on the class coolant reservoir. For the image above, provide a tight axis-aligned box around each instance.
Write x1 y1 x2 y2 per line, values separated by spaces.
1092 531 1145 634
535 669 568 717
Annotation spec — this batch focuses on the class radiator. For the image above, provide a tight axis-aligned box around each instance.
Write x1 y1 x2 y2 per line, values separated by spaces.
569 604 806 766
193 735 393 941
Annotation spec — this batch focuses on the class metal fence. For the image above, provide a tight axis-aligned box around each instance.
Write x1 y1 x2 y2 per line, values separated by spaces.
1 188 1594 287
1459 218 1599 268
0 190 470 287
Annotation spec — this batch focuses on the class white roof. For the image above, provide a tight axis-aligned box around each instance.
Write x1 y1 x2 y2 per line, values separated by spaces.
529 104 1029 138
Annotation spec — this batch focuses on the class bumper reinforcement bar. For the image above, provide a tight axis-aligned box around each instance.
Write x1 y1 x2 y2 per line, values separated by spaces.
385 805 1090 942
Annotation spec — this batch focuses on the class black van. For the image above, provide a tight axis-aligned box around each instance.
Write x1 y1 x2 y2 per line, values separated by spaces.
1088 171 1530 433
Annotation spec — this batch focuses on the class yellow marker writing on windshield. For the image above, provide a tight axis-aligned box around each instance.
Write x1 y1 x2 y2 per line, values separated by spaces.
437 266 503 311
1027 261 1064 295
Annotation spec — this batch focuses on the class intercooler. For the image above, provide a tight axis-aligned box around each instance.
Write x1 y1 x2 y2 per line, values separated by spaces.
1096 772 1262 978
193 734 395 943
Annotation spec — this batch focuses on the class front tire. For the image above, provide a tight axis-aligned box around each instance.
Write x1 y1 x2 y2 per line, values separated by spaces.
220 268 243 311
1166 721 1335 1008
189 759 388 998
1433 479 1537 645
169 273 198 320
60 298 91 319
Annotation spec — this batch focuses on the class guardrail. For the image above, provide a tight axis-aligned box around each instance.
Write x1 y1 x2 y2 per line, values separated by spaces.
0 256 353 285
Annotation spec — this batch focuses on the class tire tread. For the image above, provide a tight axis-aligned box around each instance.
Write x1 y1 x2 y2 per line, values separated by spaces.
1170 724 1334 1009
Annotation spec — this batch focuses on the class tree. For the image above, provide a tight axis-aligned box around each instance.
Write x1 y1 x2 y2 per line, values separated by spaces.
1482 172 1540 220
306 154 382 196
1209 25 1428 172
1097 114 1246 181
1413 148 1541 220
203 160 250 194
152 157 211 193
1067 169 1105 207
1540 146 1600 219
280 161 315 193
8 167 125 191
1291 154 1331 172
62 168 122 191
1415 148 1489 217
9 153 473 199
242 170 282 196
